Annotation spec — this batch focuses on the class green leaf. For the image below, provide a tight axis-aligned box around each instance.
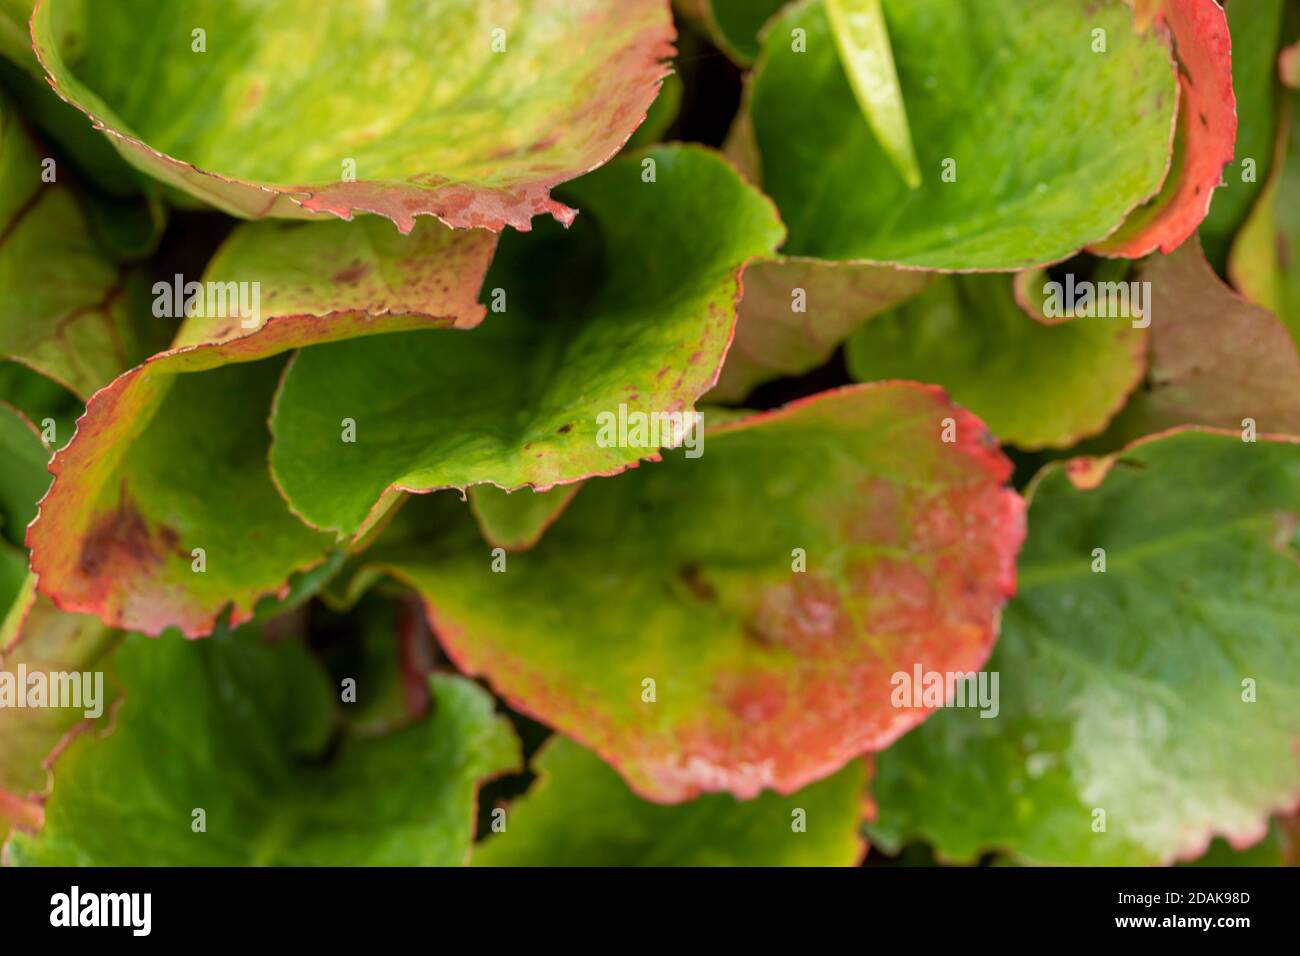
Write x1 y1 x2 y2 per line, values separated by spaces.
845 275 1147 450
870 430 1300 865
0 0 148 199
1197 0 1286 267
350 383 1024 801
626 71 682 150
0 92 161 398
824 0 920 189
1230 91 1300 346
269 146 784 537
0 402 48 546
674 0 787 66
749 0 1176 269
468 485 581 552
31 360 335 637
0 538 24 618
474 737 868 866
1182 820 1293 867
27 215 496 636
316 593 432 737
0 0 54 77
0 362 80 449
0 588 117 801
32 0 675 231
0 585 116 846
4 630 520 865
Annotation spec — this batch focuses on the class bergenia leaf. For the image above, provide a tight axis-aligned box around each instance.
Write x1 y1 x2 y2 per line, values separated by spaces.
0 585 116 846
0 0 39 75
749 0 1177 269
29 361 334 637
674 0 787 66
0 397 49 616
626 72 683 151
0 402 48 546
269 146 784 537
710 257 932 403
845 275 1148 450
869 430 1300 865
31 0 675 232
474 737 869 866
1197 0 1287 266
1101 240 1300 446
0 537 24 617
468 485 582 553
0 572 115 842
823 0 920 189
318 594 433 737
27 216 496 636
3 631 520 865
349 384 1024 802
1184 821 1297 868
0 362 92 455
1090 0 1237 258
1010 258 1135 326
0 93 161 398
1229 91 1299 343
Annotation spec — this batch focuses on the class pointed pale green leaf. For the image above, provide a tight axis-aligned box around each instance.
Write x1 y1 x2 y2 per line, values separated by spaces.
474 737 868 866
269 146 785 537
1230 91 1300 346
824 0 920 189
4 631 519 865
31 0 675 232
845 275 1147 449
749 0 1176 269
349 384 1023 802
870 431 1300 865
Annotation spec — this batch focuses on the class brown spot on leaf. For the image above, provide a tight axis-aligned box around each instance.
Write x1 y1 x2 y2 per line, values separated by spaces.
78 498 171 576
677 563 717 602
331 262 371 284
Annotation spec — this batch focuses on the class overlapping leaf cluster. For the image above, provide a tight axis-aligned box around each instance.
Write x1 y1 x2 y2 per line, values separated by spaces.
1 0 1298 867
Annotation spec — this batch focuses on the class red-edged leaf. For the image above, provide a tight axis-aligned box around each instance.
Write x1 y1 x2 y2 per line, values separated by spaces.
347 384 1025 801
1092 0 1236 257
27 218 495 636
31 0 676 233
